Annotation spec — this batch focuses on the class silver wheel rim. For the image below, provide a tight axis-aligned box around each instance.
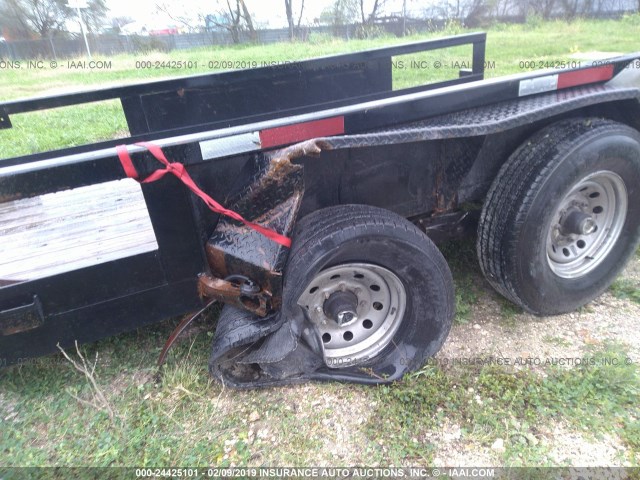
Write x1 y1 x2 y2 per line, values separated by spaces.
297 263 406 368
546 170 627 279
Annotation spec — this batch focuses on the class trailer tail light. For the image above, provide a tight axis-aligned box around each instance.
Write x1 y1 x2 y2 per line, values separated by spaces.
518 65 614 97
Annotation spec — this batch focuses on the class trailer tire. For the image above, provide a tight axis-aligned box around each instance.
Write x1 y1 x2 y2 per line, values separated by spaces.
283 204 454 379
477 118 640 315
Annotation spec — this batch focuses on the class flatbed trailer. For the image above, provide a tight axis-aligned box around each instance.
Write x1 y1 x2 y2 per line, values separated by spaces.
1 33 640 387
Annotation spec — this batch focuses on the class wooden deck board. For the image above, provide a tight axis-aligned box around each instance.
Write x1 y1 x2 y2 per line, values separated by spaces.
0 180 158 283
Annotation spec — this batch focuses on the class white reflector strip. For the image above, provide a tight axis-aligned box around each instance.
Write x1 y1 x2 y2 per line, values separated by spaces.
518 74 559 97
199 131 261 160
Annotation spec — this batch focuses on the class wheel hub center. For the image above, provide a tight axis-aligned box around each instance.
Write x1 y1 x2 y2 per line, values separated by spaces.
561 210 597 236
323 291 359 326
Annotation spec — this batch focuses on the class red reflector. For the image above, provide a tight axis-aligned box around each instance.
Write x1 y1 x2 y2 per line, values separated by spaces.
259 116 345 149
557 64 614 89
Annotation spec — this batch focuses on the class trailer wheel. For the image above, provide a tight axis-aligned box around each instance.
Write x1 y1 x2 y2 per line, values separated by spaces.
283 204 454 377
477 118 640 315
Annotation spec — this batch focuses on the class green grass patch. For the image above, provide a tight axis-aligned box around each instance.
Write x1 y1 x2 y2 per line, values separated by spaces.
0 101 129 158
542 335 572 347
440 239 481 324
438 236 526 325
609 279 640 304
496 296 524 326
0 316 230 466
369 342 639 465
453 278 478 324
0 314 364 466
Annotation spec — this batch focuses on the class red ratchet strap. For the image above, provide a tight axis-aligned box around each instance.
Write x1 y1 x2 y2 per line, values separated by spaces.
115 142 292 248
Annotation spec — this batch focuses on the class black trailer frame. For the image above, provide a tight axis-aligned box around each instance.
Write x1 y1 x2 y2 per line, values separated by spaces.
1 32 639 376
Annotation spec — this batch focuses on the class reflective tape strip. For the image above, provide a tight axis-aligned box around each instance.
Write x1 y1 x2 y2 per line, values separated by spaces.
198 117 346 159
259 116 345 149
518 74 559 97
519 65 615 97
557 64 615 89
199 132 261 160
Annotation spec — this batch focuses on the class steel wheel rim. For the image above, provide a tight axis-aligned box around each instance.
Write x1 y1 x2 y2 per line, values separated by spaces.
546 170 627 279
297 263 406 367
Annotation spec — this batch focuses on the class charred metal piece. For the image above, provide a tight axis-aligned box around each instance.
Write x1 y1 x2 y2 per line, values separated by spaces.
224 275 261 296
198 273 272 317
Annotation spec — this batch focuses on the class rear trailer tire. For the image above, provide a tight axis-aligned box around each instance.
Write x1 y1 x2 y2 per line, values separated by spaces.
283 204 455 380
477 118 640 315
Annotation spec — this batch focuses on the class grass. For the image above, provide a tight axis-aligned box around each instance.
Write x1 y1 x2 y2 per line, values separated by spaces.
1 316 238 466
497 297 524 327
0 102 129 160
2 16 640 469
543 335 572 347
609 279 640 304
440 240 481 325
0 323 343 467
3 315 637 467
2 15 640 158
370 342 639 466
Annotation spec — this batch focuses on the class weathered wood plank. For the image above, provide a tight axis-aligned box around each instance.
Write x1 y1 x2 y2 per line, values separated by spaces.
0 180 158 283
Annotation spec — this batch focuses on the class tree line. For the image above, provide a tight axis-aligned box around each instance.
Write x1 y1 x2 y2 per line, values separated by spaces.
1 0 638 41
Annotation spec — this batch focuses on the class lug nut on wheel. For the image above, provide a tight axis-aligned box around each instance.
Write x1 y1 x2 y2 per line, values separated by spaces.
580 217 597 235
337 311 357 325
